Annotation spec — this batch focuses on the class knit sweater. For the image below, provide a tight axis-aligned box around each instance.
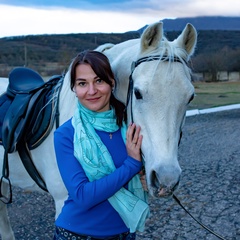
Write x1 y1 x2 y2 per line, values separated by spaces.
54 119 142 238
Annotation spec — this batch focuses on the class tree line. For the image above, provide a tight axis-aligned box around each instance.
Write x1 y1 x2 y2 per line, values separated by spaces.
0 30 239 81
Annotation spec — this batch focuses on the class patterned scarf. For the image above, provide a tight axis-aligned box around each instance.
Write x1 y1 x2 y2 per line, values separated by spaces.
72 102 149 232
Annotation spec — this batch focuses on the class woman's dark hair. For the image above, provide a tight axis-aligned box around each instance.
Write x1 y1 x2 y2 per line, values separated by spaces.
70 50 126 126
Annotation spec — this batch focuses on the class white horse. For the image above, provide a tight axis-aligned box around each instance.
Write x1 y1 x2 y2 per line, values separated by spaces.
0 78 8 95
0 22 197 239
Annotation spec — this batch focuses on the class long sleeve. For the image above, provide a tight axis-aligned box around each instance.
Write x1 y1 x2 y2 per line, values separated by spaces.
54 119 142 210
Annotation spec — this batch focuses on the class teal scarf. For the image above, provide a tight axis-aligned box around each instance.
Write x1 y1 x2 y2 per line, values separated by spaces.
72 102 149 232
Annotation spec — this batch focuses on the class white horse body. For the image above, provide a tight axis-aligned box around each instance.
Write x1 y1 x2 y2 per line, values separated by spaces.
0 78 8 95
0 22 197 239
0 72 74 240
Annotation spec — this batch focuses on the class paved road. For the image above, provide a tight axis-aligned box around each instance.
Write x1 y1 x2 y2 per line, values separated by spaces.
4 109 240 240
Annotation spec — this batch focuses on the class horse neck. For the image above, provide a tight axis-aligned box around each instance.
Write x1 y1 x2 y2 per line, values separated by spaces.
107 40 140 104
59 71 76 124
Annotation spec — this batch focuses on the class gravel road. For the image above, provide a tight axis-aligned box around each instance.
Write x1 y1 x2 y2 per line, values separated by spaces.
3 108 240 240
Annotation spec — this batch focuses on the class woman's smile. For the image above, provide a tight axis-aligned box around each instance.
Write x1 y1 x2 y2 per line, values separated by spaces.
74 64 112 112
87 96 101 101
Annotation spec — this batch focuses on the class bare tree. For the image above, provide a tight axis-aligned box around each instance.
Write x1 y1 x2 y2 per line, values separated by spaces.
192 46 240 81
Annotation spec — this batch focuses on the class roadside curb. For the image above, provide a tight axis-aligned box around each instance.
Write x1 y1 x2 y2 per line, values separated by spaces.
186 103 240 117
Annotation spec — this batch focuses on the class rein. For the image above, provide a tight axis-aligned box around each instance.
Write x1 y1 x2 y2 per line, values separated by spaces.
173 194 227 240
126 55 227 240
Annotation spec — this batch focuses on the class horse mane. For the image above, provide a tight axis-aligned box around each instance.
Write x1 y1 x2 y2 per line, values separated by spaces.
161 37 190 64
95 43 115 53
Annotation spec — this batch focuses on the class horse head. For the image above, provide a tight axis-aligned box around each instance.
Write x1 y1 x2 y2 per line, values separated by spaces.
98 22 197 197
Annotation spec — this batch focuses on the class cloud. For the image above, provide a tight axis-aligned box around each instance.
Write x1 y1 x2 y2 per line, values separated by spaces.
182 0 240 16
1 0 141 11
8 0 191 15
0 0 239 38
0 4 158 37
1 0 240 15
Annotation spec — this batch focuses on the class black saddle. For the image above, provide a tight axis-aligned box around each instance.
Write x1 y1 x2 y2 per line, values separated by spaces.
0 67 63 194
7 67 45 96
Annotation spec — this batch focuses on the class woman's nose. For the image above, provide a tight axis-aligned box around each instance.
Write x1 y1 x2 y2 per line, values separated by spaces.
88 83 97 94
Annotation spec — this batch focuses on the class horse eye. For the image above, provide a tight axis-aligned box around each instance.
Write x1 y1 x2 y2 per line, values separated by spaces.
188 94 194 104
134 88 143 99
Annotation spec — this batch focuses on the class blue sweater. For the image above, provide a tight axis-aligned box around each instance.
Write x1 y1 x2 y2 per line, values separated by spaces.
54 119 142 238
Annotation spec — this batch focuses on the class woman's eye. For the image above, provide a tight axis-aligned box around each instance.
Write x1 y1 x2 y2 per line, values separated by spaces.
96 78 103 83
77 81 86 87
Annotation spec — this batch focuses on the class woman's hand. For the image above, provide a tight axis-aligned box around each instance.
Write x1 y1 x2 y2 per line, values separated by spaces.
126 123 143 162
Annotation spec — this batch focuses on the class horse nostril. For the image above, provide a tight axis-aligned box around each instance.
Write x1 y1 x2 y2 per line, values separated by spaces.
150 170 160 189
149 167 181 197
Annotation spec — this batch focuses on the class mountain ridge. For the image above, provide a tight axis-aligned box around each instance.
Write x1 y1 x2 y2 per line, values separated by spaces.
137 16 240 33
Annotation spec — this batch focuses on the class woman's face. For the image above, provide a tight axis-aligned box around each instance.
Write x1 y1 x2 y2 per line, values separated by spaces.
74 63 113 112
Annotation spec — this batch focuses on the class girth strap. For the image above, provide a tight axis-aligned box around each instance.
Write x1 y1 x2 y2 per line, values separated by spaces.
17 141 47 191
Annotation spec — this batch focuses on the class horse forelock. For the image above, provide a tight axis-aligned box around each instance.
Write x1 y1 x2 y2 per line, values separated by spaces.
134 38 192 86
137 35 190 65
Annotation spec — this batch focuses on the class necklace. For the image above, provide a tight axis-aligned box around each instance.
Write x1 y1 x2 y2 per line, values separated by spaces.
109 133 113 139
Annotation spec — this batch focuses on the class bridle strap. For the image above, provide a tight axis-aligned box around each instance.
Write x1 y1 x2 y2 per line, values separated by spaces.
126 54 185 123
134 55 186 69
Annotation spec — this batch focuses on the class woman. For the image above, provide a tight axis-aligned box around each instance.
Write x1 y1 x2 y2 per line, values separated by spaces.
54 50 149 240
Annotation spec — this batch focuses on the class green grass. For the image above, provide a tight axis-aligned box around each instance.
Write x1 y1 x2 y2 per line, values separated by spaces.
188 82 240 110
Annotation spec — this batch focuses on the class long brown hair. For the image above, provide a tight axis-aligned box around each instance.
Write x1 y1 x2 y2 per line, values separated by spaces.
70 50 126 127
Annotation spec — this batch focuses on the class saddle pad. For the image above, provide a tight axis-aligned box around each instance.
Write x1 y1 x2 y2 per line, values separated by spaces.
0 93 13 141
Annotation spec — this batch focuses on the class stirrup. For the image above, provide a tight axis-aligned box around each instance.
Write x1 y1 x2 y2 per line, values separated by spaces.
0 176 12 204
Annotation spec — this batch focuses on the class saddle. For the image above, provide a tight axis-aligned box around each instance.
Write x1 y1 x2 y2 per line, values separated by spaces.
0 67 63 193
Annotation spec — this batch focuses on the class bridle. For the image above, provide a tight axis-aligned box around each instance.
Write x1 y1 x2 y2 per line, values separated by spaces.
125 54 226 240
126 54 186 124
126 54 184 147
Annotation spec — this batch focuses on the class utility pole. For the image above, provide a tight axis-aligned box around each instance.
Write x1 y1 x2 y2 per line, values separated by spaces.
24 42 27 67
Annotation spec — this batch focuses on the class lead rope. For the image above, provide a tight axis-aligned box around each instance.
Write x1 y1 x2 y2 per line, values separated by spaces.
173 194 227 240
175 140 227 239
176 133 226 240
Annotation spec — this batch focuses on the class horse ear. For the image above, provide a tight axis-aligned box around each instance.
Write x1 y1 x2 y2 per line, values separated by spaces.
175 23 197 57
140 22 163 53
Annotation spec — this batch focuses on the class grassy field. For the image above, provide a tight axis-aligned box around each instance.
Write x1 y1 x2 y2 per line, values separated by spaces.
1 78 239 111
188 82 240 110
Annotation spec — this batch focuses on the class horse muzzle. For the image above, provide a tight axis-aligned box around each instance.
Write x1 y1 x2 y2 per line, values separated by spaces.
156 182 180 197
149 166 181 198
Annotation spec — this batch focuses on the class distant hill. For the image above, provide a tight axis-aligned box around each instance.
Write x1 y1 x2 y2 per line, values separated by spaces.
138 16 240 33
0 16 239 77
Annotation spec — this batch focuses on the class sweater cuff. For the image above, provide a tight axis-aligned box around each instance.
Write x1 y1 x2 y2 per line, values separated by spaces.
124 156 142 173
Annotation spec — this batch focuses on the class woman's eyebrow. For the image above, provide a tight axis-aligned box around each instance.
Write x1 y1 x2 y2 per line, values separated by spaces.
76 75 99 81
75 78 86 81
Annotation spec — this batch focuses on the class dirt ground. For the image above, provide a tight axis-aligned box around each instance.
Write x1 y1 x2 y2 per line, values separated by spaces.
3 108 240 240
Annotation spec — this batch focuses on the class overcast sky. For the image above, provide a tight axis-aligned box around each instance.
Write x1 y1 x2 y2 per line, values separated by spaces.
0 0 239 38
